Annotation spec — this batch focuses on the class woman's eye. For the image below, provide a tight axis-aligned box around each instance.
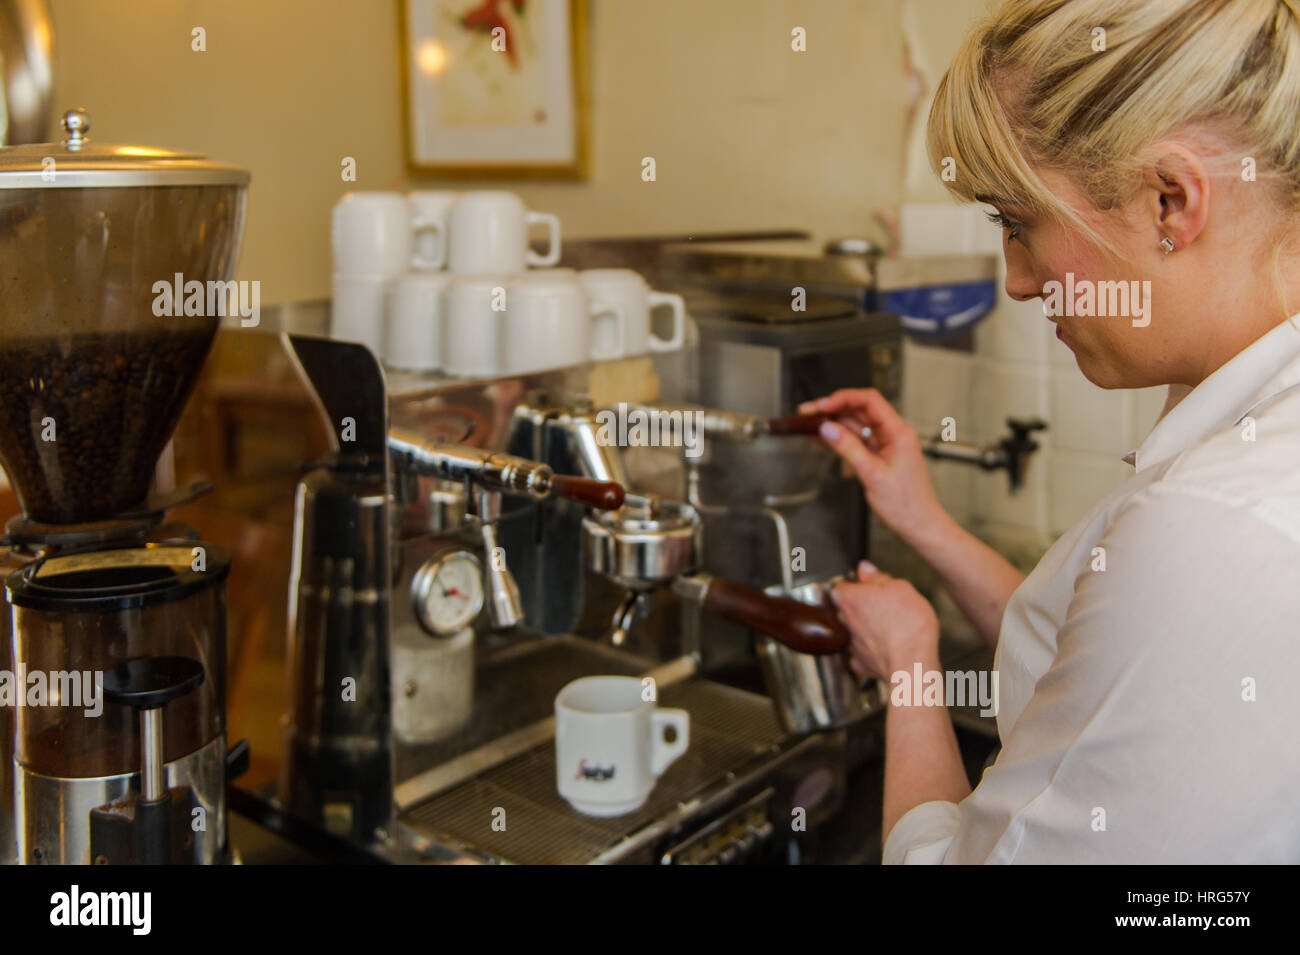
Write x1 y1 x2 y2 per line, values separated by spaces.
984 209 1022 243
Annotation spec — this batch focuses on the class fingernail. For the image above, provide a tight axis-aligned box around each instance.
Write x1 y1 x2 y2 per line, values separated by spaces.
819 420 841 441
858 560 877 575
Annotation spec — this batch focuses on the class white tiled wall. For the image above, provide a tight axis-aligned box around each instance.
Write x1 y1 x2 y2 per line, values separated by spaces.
897 202 1171 558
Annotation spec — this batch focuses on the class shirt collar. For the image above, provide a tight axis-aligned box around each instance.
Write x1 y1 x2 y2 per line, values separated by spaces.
1124 314 1300 472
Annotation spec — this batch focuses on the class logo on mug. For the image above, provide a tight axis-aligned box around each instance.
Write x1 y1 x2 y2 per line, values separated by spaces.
576 759 615 781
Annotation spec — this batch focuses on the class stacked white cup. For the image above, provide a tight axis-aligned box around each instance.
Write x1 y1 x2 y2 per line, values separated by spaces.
330 192 444 360
330 189 686 377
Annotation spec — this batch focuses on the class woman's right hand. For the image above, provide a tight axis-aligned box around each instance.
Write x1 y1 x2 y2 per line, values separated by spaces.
799 388 947 546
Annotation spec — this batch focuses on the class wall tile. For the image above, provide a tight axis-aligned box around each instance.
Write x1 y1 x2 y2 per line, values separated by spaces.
899 202 982 255
967 359 1050 444
1049 374 1133 456
969 518 1053 569
900 341 974 436
1048 326 1079 369
929 459 974 525
971 448 1049 535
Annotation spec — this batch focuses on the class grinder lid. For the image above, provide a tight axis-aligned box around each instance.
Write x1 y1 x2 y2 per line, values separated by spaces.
0 108 250 188
6 543 231 612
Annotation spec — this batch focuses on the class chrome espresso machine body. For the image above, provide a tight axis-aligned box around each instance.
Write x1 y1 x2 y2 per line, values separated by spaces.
259 332 876 864
0 111 249 865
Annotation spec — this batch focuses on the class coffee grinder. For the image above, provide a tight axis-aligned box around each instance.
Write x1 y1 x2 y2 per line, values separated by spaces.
0 110 249 864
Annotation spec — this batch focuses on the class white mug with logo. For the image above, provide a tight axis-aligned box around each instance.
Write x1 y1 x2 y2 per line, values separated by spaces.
442 274 512 377
578 268 686 356
554 675 689 817
447 190 561 274
385 270 454 372
501 273 625 374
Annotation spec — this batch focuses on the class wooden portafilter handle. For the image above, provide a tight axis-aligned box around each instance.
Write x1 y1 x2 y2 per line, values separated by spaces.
547 474 626 510
766 413 872 441
700 577 850 655
765 413 832 435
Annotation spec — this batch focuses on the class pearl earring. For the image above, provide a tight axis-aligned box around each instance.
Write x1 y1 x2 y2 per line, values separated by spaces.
1159 237 1175 255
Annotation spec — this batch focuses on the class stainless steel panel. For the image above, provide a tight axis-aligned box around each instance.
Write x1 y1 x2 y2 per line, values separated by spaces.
15 734 227 864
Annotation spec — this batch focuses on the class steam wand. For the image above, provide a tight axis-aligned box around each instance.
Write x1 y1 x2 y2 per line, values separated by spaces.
387 430 626 630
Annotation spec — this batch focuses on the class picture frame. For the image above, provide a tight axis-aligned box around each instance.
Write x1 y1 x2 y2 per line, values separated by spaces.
400 0 590 180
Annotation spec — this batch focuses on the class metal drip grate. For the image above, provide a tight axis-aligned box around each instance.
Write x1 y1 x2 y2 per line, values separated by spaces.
399 678 784 864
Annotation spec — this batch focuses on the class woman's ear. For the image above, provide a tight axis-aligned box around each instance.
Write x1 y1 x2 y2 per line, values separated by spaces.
1142 144 1210 252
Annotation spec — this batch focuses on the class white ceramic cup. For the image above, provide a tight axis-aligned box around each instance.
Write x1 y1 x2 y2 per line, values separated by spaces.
332 192 413 278
501 273 625 374
578 268 686 356
407 190 458 270
442 274 512 377
331 273 389 357
555 675 689 817
551 675 686 815
385 270 454 372
447 190 561 274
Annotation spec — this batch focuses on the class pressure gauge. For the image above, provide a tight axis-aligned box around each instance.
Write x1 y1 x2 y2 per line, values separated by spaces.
411 548 484 637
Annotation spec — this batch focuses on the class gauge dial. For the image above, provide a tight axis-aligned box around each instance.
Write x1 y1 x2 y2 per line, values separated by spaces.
411 549 484 636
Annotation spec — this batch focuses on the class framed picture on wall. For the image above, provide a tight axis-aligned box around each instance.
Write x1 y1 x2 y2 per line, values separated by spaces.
400 0 589 179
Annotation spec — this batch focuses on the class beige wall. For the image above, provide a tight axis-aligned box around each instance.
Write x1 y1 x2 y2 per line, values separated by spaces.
46 0 985 305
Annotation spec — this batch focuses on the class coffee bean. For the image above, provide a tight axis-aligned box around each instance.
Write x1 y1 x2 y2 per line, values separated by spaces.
0 326 215 524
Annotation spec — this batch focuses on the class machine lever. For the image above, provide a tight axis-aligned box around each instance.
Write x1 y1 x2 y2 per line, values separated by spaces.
547 474 625 510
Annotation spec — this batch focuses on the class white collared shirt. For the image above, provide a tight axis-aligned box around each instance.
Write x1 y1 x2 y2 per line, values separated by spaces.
884 315 1300 864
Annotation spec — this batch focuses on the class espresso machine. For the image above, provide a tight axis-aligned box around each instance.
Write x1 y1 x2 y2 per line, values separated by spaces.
237 329 877 864
0 109 249 864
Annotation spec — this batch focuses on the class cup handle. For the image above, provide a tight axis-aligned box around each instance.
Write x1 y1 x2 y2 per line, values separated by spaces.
588 299 626 361
410 214 446 270
525 211 562 267
646 291 686 352
649 707 689 777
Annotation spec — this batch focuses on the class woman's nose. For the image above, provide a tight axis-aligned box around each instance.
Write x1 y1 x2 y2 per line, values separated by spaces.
1003 258 1041 303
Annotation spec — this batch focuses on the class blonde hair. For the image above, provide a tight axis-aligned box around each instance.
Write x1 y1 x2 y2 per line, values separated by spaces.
927 0 1300 265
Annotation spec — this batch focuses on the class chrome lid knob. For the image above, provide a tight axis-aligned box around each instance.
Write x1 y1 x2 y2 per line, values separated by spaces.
61 108 90 149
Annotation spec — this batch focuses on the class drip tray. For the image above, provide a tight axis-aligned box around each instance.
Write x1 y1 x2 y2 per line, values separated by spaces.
394 636 661 779
396 637 787 864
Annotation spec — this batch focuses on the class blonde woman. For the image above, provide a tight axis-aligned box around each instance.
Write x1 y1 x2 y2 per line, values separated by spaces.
807 0 1300 862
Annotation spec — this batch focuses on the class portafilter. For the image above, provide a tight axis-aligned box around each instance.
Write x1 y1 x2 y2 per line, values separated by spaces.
583 494 850 656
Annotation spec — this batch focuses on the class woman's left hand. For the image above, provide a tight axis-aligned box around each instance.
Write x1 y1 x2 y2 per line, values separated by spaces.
831 562 941 682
